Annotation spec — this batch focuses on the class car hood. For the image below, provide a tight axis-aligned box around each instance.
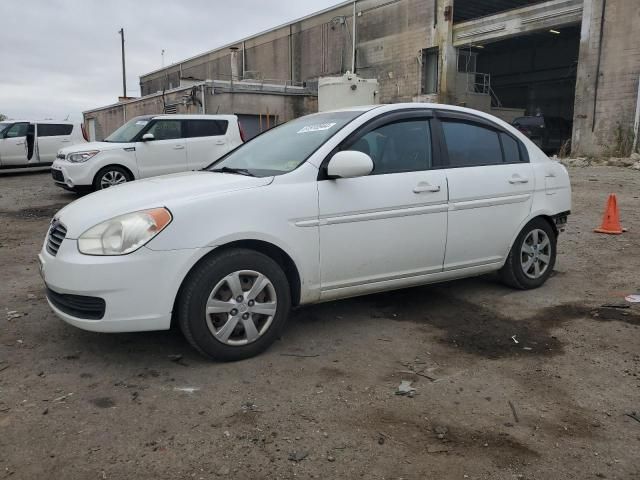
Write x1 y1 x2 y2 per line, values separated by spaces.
58 141 133 155
54 171 273 238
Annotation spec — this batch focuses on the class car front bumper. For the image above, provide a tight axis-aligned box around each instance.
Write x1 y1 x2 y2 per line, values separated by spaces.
51 159 97 189
39 237 211 332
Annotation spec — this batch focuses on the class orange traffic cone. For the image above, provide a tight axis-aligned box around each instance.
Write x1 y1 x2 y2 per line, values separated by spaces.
594 194 624 234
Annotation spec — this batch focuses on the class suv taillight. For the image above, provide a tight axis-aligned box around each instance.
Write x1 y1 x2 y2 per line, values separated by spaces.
80 123 89 142
238 120 246 143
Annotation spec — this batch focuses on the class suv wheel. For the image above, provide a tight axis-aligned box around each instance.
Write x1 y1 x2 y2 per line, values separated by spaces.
177 248 291 361
499 218 557 289
94 166 131 190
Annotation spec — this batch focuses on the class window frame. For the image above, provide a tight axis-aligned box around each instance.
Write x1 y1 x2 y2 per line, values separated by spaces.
318 109 442 180
432 110 529 169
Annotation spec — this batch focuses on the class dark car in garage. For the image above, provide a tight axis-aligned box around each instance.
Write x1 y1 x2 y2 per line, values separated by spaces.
512 115 572 153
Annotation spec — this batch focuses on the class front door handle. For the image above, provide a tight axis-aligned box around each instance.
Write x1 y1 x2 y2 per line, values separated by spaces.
173 145 185 150
413 182 441 193
509 175 529 184
15 141 25 146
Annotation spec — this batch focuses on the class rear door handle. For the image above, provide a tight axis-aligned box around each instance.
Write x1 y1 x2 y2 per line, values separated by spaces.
215 140 225 145
15 141 25 145
60 139 70 143
413 183 441 193
509 175 529 184
173 145 185 150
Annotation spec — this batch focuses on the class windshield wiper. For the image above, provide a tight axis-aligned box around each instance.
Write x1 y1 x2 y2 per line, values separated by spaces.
210 166 255 177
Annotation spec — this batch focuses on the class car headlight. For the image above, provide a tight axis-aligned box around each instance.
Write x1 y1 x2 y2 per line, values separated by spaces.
78 208 172 255
67 150 99 163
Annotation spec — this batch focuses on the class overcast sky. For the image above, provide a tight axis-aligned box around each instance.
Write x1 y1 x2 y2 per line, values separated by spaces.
0 0 341 122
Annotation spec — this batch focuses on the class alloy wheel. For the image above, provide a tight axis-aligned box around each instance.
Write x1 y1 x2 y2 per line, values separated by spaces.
100 170 128 189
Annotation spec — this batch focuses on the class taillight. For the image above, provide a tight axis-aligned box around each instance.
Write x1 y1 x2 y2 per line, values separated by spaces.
238 121 246 143
80 123 89 142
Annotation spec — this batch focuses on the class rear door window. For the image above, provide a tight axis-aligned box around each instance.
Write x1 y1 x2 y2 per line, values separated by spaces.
37 124 73 137
186 120 228 138
441 121 503 167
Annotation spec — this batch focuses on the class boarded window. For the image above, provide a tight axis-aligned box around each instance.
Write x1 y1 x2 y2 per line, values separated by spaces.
422 48 438 94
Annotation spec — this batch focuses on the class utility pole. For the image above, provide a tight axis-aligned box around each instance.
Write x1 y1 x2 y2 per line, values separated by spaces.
161 49 165 68
118 28 127 98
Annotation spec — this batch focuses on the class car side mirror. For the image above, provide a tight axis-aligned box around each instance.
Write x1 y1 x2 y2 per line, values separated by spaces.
141 133 155 141
327 150 374 179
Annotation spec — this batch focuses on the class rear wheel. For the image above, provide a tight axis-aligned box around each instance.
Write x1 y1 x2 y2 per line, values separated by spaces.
93 166 131 191
177 249 291 361
499 218 556 289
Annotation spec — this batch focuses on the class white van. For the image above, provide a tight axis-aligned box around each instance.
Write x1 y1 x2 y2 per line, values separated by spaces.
52 114 244 192
0 121 87 168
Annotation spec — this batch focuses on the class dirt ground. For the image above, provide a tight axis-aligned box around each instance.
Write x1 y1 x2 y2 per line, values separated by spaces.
0 167 639 480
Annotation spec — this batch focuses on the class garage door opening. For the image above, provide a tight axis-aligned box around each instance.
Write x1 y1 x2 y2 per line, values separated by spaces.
463 25 580 152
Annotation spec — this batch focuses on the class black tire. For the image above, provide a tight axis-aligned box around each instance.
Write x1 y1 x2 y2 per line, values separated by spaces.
177 248 291 361
93 166 132 191
499 218 557 290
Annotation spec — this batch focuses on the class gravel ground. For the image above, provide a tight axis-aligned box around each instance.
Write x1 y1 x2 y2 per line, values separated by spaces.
1 167 639 480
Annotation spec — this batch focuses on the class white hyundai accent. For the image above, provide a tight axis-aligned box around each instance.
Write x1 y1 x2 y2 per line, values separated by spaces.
39 104 571 361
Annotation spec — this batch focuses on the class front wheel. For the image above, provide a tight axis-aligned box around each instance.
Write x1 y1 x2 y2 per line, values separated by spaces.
177 249 291 361
93 166 131 191
499 218 557 289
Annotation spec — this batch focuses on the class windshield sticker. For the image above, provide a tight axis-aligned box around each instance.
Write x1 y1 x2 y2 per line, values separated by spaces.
297 122 336 134
135 120 149 126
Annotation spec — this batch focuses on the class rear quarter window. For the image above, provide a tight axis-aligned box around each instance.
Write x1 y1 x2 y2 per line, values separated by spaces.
186 120 228 138
500 132 522 163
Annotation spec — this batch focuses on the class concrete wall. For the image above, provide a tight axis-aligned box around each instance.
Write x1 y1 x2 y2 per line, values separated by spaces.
139 0 435 104
572 0 640 155
84 87 316 141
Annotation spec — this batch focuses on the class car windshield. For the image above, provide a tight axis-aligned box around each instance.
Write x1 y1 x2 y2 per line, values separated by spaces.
104 116 153 142
207 111 364 177
0 122 10 135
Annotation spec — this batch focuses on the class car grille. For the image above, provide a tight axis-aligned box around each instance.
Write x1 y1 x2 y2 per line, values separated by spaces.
46 287 106 320
51 168 64 182
56 153 66 160
46 221 67 256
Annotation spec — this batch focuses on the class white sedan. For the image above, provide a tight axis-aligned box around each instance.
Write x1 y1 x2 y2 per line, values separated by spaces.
39 104 571 361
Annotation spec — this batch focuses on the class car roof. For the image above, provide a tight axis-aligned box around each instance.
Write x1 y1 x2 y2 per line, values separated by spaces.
1 120 76 124
151 114 238 120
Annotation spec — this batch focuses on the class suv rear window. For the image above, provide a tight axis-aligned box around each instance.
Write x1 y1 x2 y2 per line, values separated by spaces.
186 120 228 138
38 124 73 137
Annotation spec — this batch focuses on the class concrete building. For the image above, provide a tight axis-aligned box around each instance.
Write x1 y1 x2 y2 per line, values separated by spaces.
86 0 640 156
84 80 316 141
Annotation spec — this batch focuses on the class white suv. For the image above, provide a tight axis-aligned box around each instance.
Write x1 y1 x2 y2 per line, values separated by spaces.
0 120 87 169
39 104 571 361
51 114 244 191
